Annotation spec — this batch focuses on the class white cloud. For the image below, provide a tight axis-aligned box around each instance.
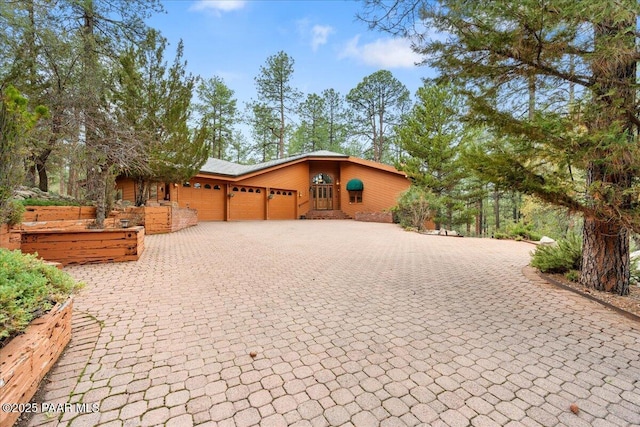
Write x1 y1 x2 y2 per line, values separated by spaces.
190 0 246 15
311 25 334 51
339 35 422 68
296 19 334 52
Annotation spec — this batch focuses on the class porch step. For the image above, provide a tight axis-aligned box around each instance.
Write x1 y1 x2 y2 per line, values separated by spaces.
304 210 352 220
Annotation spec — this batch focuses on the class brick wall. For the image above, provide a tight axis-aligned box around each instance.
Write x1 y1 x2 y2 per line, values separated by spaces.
354 211 393 223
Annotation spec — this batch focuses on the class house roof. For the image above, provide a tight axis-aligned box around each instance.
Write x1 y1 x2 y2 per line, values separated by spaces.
197 150 405 179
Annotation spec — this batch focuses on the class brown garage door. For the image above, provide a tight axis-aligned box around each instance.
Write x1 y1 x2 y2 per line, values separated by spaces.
180 181 225 221
268 189 296 220
229 186 265 220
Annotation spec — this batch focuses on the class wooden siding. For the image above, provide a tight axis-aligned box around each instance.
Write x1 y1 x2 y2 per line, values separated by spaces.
178 179 226 221
227 162 310 216
268 189 297 219
309 161 341 211
116 177 136 202
116 157 410 221
229 186 265 220
339 163 410 218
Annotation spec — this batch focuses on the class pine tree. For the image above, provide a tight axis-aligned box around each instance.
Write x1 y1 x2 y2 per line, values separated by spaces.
361 0 640 295
254 51 301 159
196 76 237 160
347 70 410 162
397 82 469 229
115 31 208 206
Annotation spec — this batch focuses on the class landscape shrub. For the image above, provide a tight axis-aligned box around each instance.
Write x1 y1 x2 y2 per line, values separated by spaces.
393 186 437 231
5 200 25 225
530 233 582 274
0 249 83 345
20 198 81 207
507 221 542 241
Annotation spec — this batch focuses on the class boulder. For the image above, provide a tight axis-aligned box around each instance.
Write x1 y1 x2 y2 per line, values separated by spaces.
539 236 557 246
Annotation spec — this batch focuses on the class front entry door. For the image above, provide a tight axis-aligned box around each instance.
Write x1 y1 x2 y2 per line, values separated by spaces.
312 184 333 210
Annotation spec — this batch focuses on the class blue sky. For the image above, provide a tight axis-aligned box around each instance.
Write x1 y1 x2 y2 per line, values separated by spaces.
148 0 434 116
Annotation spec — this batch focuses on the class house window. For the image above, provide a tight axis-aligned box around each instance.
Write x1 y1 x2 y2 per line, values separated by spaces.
213 185 221 190
204 184 212 189
149 184 158 199
312 172 332 184
349 191 363 203
182 182 191 187
194 183 201 189
346 179 364 204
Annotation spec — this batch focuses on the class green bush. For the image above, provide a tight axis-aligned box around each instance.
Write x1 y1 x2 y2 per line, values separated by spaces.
530 233 582 274
20 198 81 207
393 186 438 231
5 200 25 225
0 249 83 344
507 221 542 241
565 270 580 282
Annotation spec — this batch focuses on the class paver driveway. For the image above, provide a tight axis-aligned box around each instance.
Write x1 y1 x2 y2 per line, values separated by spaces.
26 221 640 427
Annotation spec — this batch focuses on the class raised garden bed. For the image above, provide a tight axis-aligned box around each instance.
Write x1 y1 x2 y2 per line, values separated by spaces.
0 299 73 427
22 206 96 222
0 224 20 250
20 226 145 266
112 205 197 234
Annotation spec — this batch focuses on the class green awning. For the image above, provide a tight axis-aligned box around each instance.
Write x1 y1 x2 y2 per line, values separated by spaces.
346 178 364 191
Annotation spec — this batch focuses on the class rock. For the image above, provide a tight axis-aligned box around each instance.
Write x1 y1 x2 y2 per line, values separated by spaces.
539 236 557 246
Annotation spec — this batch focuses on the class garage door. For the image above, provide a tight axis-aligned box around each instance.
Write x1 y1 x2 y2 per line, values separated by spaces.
229 186 265 220
180 181 225 221
268 189 296 220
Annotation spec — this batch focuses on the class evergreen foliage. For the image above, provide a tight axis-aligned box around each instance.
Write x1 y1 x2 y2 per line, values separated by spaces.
393 186 437 231
114 30 209 206
397 82 472 229
0 86 47 224
531 234 583 274
0 249 82 343
347 70 410 162
196 76 238 160
360 0 640 294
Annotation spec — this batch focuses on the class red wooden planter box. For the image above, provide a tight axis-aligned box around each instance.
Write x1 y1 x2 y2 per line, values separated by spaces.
20 226 145 266
0 299 73 427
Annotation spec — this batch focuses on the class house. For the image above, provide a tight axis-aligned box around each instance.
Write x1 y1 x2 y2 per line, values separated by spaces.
116 150 410 221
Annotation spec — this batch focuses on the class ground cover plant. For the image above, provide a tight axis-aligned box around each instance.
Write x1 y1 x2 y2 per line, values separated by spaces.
0 249 82 345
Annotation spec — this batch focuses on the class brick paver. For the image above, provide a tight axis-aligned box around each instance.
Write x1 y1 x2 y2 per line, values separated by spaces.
23 221 640 426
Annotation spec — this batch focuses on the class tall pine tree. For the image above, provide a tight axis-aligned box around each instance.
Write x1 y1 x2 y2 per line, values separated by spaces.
361 0 640 295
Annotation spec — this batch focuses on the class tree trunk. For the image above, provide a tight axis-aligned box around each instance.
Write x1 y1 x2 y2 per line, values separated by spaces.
580 216 630 295
579 14 636 296
25 162 36 187
92 169 108 228
36 148 52 192
475 198 483 236
493 188 500 231
36 162 48 192
135 178 148 206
